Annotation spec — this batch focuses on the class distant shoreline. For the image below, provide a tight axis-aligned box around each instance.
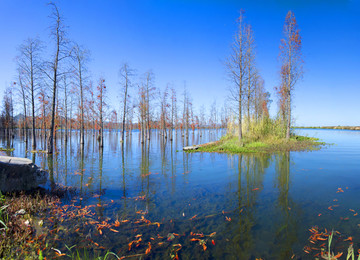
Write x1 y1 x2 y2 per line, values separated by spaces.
295 126 360 131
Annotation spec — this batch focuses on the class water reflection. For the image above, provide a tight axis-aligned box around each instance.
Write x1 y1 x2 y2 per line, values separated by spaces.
223 153 271 259
2 129 352 258
273 152 298 259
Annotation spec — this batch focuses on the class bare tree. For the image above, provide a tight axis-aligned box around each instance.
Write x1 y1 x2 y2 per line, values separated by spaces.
199 104 206 134
46 2 70 154
96 78 107 148
160 86 169 139
210 100 217 128
72 43 90 146
38 87 49 148
137 71 156 143
119 63 134 143
15 75 28 142
253 76 270 121
138 83 147 143
279 10 303 140
17 38 42 149
169 87 177 140
62 75 70 141
244 25 256 131
220 102 230 128
227 11 248 142
1 87 15 138
144 71 155 141
182 85 191 139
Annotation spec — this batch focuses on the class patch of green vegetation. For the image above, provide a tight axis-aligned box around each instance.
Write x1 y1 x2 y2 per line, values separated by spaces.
62 244 120 259
246 141 267 148
195 133 324 154
0 147 14 152
190 117 326 154
0 191 59 259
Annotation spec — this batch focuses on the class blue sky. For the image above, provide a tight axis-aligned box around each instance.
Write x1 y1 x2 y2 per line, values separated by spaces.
0 0 359 126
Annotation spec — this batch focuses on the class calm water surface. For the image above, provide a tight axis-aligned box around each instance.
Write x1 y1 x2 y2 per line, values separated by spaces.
1 129 360 259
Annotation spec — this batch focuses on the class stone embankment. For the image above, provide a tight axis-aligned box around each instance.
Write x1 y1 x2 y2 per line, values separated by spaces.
0 156 47 192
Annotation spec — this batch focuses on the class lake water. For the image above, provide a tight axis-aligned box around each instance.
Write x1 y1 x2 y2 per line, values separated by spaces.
1 128 360 259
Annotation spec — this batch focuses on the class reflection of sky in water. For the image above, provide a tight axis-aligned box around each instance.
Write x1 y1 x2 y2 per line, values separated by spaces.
1 128 360 259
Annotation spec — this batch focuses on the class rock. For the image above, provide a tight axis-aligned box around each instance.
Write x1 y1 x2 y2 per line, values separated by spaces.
15 209 26 216
0 156 48 193
183 145 200 151
183 141 217 151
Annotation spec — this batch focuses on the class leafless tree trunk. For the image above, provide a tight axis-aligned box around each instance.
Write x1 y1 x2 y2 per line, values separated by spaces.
145 72 154 141
160 86 169 139
15 75 28 143
279 11 303 140
227 11 248 143
1 87 15 138
46 3 69 154
210 100 217 128
17 38 42 149
63 75 69 142
170 87 177 141
182 86 191 139
245 25 256 132
97 78 107 148
72 44 89 146
138 84 146 144
119 63 134 143
141 71 155 142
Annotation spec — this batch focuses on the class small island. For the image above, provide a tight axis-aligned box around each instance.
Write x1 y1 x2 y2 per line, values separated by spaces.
185 119 325 153
194 133 323 153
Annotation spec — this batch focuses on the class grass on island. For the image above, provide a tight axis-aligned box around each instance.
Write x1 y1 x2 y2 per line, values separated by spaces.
196 134 323 154
194 118 326 154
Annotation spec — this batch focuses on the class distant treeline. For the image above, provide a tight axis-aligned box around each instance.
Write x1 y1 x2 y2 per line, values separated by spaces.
296 126 360 131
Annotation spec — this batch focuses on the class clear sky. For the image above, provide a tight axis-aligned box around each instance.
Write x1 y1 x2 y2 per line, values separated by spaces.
0 0 359 126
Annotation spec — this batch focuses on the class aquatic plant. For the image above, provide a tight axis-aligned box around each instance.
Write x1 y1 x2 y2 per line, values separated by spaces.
0 205 9 229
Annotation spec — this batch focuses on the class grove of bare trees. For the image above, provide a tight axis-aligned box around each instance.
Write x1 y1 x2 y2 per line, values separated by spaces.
1 5 302 149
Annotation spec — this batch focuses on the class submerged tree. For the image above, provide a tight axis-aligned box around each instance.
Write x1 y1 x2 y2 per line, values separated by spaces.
182 86 191 139
119 63 134 144
169 87 177 140
159 86 169 139
279 11 303 140
46 2 70 154
17 38 42 149
14 75 28 142
72 43 90 146
96 78 107 148
1 87 15 137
